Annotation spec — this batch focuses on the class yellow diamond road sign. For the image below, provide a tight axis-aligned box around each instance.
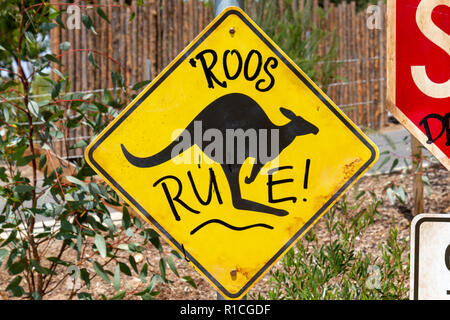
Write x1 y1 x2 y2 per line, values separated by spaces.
85 7 379 299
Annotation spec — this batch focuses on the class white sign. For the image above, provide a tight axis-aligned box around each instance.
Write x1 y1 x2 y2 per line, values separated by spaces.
410 214 450 300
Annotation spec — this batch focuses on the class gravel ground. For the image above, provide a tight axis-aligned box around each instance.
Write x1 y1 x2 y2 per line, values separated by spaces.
0 163 448 300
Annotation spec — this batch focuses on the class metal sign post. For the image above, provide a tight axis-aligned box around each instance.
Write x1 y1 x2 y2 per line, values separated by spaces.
214 0 244 301
215 0 244 17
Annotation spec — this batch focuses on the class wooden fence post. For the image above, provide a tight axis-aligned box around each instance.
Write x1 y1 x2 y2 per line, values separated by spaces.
411 136 424 216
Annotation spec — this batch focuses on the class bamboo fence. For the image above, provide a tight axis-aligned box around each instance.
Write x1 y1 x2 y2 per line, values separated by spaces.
50 0 388 160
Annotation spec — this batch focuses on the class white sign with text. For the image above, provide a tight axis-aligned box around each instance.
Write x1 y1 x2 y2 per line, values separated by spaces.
410 214 450 300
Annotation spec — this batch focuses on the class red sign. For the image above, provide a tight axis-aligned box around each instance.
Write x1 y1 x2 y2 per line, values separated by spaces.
388 0 450 170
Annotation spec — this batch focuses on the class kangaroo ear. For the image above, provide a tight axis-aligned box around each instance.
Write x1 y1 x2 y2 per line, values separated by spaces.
280 107 297 120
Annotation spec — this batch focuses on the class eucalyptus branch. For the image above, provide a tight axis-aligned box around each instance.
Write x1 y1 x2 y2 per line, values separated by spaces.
0 95 28 114
42 241 67 293
56 49 129 74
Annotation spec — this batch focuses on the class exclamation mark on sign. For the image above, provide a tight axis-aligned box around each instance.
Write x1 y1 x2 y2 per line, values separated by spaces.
303 159 311 202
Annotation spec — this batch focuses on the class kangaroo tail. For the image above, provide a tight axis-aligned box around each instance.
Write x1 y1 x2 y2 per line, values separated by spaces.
121 139 181 168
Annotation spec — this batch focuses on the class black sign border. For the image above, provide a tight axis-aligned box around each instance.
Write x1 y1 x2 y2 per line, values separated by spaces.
87 8 377 299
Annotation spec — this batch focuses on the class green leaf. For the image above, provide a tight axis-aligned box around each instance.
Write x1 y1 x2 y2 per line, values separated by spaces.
93 261 110 283
48 7 60 19
127 243 144 253
31 260 56 275
110 290 126 300
125 228 134 237
386 188 394 205
139 263 148 283
70 140 88 150
103 216 116 233
111 71 124 89
81 14 93 29
96 8 111 24
122 206 131 230
397 186 407 203
389 158 399 173
51 81 61 99
116 244 129 251
166 256 179 277
5 276 25 297
140 292 157 300
6 276 22 291
66 176 88 191
87 183 102 196
377 156 391 170
40 22 57 32
159 258 166 280
94 234 107 258
44 54 61 65
0 167 8 182
59 41 71 51
128 255 138 274
78 292 93 300
170 250 182 260
118 262 132 276
181 276 197 289
9 261 26 275
32 291 42 300
80 268 90 289
54 13 66 29
0 79 16 92
113 264 121 291
0 249 9 265
14 184 34 193
28 100 42 120
147 274 159 293
60 220 76 233
47 257 70 267
16 154 40 167
11 145 27 161
133 217 143 229
1 230 17 248
102 88 113 105
39 154 47 170
10 286 24 297
132 80 151 91
24 31 35 45
150 236 163 253
88 51 99 69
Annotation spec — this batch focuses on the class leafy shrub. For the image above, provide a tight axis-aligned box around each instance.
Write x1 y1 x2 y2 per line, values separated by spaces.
253 191 409 300
250 0 341 90
0 1 193 300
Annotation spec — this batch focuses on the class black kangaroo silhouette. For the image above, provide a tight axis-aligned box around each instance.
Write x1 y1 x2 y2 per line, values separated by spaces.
121 93 319 217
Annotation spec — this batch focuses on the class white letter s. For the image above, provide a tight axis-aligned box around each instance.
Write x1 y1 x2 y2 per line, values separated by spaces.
411 0 450 99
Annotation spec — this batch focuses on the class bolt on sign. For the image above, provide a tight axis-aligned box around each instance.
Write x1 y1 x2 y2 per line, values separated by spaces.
387 0 450 170
85 7 378 299
410 214 450 300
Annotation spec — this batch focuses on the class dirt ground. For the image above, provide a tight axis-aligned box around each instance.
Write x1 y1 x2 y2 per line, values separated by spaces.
0 163 449 300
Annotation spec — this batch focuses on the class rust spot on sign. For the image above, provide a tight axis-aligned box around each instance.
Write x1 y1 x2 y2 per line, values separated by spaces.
343 158 362 180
